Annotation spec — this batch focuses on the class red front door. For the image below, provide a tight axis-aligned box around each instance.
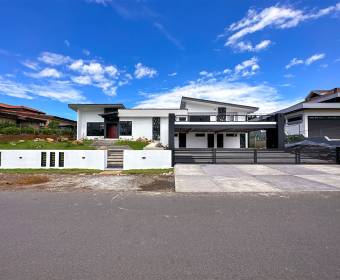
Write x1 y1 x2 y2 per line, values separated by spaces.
107 124 118 138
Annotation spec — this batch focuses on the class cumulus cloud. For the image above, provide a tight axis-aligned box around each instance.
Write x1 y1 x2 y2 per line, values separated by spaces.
38 52 72 65
234 57 260 77
286 53 325 69
134 79 297 113
21 60 40 71
234 40 272 52
168 72 178 77
134 63 157 79
222 2 340 51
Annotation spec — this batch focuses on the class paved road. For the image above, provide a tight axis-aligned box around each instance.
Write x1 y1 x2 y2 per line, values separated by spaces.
1 191 340 280
176 164 340 192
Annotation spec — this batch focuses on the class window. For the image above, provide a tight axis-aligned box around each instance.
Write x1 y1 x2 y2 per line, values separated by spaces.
87 122 104 136
178 117 187 121
152 117 160 140
195 133 205 137
119 121 132 136
287 115 302 124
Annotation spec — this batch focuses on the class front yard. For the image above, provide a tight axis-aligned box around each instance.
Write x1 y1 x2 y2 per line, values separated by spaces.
0 139 95 150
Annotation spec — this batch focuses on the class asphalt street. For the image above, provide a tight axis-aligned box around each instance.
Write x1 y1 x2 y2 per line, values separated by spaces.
0 191 340 280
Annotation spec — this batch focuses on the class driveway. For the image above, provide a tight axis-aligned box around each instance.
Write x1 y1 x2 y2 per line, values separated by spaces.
175 164 340 192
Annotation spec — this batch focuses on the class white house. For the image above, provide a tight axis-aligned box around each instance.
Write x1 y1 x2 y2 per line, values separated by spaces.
278 88 340 139
69 96 283 149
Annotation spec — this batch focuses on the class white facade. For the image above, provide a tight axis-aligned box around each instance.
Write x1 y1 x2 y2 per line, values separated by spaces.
69 96 259 148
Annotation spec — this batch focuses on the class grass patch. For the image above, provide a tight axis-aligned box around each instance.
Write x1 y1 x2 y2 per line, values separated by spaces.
0 140 94 150
114 139 151 150
122 168 173 175
0 169 102 174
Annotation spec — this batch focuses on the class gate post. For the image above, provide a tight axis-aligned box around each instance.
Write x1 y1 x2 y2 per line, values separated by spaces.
295 150 301 164
254 149 257 164
336 147 340 164
212 148 216 164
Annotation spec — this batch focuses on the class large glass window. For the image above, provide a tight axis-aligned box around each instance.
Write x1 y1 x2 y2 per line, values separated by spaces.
87 122 104 136
152 117 160 140
119 121 132 136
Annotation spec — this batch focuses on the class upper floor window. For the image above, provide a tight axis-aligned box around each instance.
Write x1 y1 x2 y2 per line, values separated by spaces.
119 121 132 136
87 122 104 136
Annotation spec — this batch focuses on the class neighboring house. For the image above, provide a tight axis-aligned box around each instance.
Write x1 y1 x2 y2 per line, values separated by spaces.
278 88 340 139
69 96 283 149
0 103 76 129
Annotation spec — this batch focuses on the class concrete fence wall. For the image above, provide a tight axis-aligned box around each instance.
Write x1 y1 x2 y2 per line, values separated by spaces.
123 150 172 170
0 150 107 170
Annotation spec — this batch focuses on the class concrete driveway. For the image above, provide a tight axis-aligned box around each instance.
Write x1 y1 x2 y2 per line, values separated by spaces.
175 164 340 192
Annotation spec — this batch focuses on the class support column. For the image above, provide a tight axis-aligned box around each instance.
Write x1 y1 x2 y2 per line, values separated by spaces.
168 113 175 150
277 113 285 150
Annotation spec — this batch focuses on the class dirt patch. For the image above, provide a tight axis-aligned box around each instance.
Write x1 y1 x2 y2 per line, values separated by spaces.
138 176 175 192
0 173 175 192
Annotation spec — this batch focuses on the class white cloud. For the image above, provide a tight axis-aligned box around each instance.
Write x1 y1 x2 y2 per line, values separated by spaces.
87 0 112 6
71 75 92 85
134 63 157 79
335 58 340 63
199 71 214 78
0 76 87 103
168 72 177 77
284 73 294 78
27 68 62 79
223 3 340 50
234 40 272 52
64 40 70 47
134 79 297 113
305 53 325 65
38 52 72 65
21 60 40 71
285 58 304 69
286 53 325 69
234 57 260 77
105 65 119 77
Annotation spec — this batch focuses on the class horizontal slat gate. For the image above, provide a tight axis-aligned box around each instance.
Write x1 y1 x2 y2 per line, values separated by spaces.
174 148 338 164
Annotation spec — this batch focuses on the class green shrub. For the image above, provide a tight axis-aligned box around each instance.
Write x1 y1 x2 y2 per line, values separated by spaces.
285 134 305 144
0 121 16 129
0 126 21 135
21 127 35 134
38 128 54 135
47 120 60 129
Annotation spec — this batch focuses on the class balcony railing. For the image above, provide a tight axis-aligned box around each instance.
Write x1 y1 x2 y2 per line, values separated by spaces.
175 114 275 122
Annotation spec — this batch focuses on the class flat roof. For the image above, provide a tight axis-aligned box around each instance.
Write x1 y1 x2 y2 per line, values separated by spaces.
68 103 125 111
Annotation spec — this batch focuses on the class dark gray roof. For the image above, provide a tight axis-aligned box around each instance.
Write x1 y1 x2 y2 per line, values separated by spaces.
180 96 258 111
68 103 125 111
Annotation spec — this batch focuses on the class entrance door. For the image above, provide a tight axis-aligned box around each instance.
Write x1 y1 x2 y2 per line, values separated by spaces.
217 134 224 148
179 133 186 148
107 124 118 138
240 133 246 148
208 134 214 148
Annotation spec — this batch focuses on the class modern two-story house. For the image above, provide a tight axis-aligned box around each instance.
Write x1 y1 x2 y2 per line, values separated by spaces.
69 96 284 149
278 88 340 139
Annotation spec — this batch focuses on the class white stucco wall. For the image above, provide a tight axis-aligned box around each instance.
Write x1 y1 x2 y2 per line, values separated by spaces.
184 100 255 114
123 150 172 170
174 132 244 148
77 108 104 139
0 150 106 170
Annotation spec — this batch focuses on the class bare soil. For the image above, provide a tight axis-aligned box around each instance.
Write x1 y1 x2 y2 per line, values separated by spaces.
0 173 174 192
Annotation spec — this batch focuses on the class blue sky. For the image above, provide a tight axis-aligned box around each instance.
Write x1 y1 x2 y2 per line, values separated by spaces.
0 0 339 119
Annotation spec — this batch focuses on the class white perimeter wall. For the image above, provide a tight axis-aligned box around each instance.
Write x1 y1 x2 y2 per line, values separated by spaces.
123 150 172 170
0 150 106 170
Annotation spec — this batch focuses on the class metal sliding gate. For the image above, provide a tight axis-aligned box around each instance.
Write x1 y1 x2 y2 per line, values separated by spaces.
174 148 340 165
